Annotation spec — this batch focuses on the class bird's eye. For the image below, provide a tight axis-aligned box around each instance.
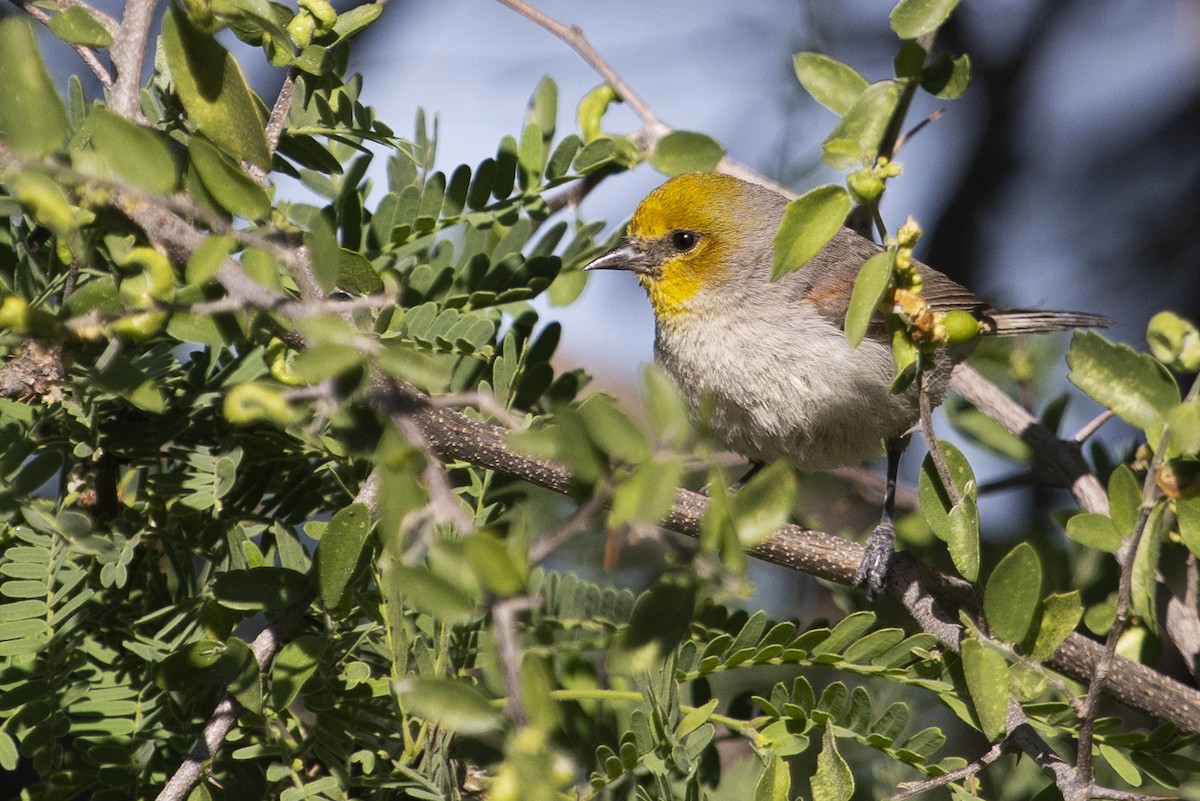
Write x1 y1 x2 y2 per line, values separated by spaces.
670 230 698 252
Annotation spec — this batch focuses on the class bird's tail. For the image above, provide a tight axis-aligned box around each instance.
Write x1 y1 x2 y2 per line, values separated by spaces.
984 309 1112 335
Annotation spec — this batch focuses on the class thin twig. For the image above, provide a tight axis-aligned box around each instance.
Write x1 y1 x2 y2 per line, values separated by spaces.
250 72 298 185
528 495 603 564
109 0 160 120
492 0 667 137
951 364 1109 515
1074 410 1116 443
155 596 313 801
7 0 114 87
391 410 475 534
893 741 1003 799
919 372 963 506
492 595 539 727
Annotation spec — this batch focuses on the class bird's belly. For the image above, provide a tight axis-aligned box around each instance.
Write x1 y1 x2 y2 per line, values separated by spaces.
655 315 919 471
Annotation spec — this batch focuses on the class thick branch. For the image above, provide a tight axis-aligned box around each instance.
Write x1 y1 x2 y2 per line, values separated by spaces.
109 0 160 120
376 379 1200 734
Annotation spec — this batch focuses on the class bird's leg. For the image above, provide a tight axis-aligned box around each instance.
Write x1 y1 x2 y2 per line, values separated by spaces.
732 461 765 490
854 436 909 599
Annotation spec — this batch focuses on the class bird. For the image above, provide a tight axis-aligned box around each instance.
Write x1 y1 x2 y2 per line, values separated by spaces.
584 171 1110 597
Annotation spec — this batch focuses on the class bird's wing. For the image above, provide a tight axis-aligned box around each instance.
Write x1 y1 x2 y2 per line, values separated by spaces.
787 229 987 343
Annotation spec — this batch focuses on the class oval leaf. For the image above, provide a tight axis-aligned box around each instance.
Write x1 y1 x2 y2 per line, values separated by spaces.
0 18 69 157
890 0 962 39
649 130 726 176
396 678 503 735
844 251 893 347
821 81 902 169
771 184 851 281
163 8 271 167
316 503 371 612
213 567 312 611
793 52 869 115
961 637 1008 740
1067 330 1179 442
984 542 1042 644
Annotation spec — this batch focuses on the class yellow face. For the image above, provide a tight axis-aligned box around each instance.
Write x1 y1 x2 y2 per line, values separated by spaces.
623 173 744 318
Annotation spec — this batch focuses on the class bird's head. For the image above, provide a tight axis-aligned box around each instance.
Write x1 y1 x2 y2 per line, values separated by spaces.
585 173 783 320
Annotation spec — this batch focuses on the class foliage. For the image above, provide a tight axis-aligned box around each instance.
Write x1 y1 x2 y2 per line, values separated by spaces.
1 0 1199 800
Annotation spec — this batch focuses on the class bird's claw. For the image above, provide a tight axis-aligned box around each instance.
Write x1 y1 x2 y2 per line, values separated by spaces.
854 521 895 600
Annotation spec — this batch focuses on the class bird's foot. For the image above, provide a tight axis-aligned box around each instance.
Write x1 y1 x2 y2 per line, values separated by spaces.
853 520 895 600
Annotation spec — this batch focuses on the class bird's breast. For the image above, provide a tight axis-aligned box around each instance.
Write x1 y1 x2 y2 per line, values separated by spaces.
653 303 921 470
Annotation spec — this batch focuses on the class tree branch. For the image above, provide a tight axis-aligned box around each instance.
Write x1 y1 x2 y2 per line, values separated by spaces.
109 0 160 120
373 378 1200 734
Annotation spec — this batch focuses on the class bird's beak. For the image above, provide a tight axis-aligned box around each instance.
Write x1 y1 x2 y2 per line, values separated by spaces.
584 238 657 276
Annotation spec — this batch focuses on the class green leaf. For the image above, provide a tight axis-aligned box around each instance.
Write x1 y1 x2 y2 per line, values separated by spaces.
1065 512 1123 553
609 458 685 530
771 184 851 280
390 564 477 625
810 726 854 801
302 213 340 291
517 122 544 188
918 441 980 581
1131 501 1165 634
1165 401 1200 457
316 503 371 612
220 637 262 716
821 81 902 169
337 249 385 294
270 634 327 710
48 7 113 47
396 678 503 735
921 52 972 99
984 543 1042 643
649 130 725 176
577 393 649 464
463 532 525 597
1030 590 1083 661
729 462 796 547
890 0 962 39
943 397 1031 462
754 755 791 801
844 251 893 347
213 567 312 611
525 76 558 145
74 106 178 194
1099 743 1144 787
1067 330 1179 442
961 637 1008 740
162 7 271 167
1178 496 1200 558
188 136 271 220
793 52 869 115
1108 464 1142 535
614 569 697 672
0 18 69 157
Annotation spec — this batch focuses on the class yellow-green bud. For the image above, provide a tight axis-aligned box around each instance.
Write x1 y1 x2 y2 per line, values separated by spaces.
943 309 981 343
298 0 337 29
266 338 304 386
111 311 170 341
1147 311 1200 373
577 83 619 143
847 166 885 205
0 296 31 332
287 11 316 48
